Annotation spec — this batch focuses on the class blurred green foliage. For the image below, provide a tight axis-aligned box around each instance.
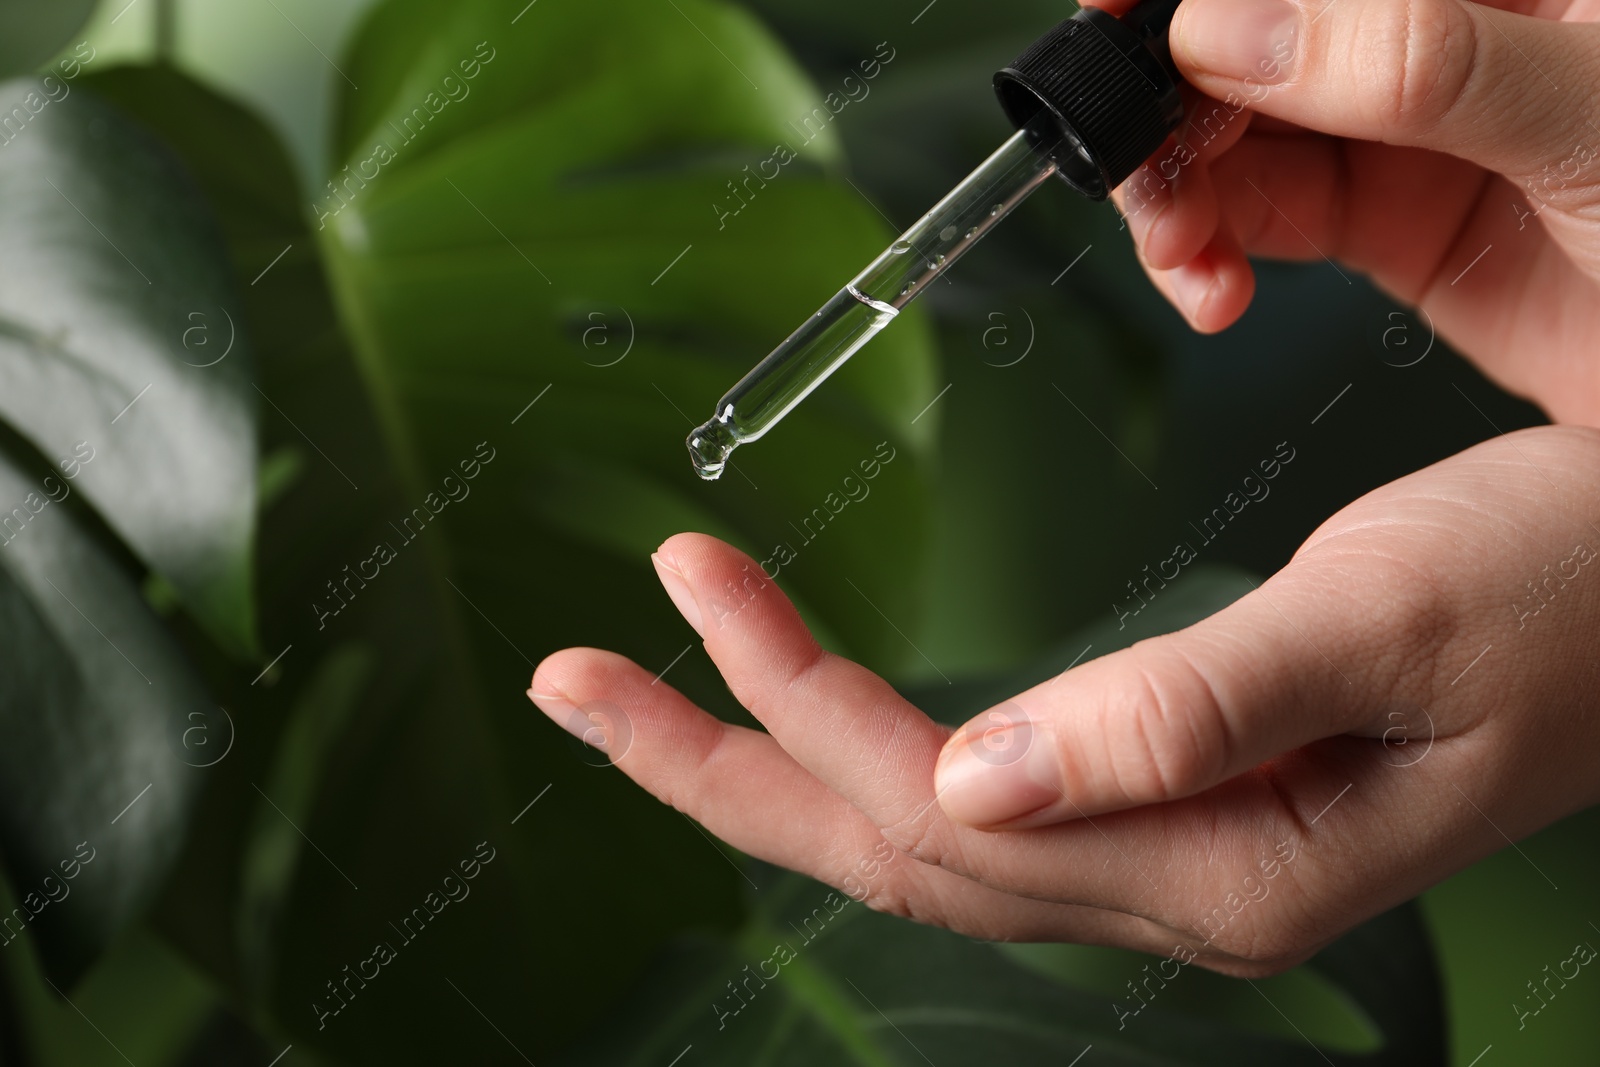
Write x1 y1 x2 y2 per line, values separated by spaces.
0 0 1590 1064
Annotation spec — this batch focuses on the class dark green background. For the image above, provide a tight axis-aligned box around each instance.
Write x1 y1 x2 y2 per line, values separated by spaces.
0 0 1588 1064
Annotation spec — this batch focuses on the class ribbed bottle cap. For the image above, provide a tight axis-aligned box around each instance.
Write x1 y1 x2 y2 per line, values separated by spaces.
994 0 1184 200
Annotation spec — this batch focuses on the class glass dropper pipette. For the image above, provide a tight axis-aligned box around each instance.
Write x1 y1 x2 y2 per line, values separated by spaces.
687 0 1185 480
687 115 1069 480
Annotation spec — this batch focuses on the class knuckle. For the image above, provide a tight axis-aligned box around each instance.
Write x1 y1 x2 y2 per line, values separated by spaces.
1293 528 1457 703
856 883 913 920
1353 0 1478 137
854 872 928 925
1371 560 1455 696
1103 646 1231 805
1383 576 1455 692
879 813 945 866
879 810 969 878
838 840 947 929
740 640 828 722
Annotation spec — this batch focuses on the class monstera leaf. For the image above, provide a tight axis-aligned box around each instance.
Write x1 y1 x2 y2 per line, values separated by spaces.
80 62 730 1064
0 439 209 985
555 866 1445 1066
0 75 257 655
78 0 949 1049
318 0 941 679
0 75 255 986
0 1 99 81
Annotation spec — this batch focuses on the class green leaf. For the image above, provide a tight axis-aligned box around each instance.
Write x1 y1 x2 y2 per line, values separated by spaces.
83 61 747 1064
0 913 217 1067
0 75 257 656
0 443 209 984
1423 804 1600 1065
910 565 1263 726
912 300 1167 678
559 869 1444 1066
994 906 1444 1061
1299 903 1447 1063
236 644 374 999
80 61 414 1007
0 2 98 80
319 0 941 675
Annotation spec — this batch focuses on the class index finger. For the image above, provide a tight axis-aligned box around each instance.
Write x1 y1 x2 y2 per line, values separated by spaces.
647 534 1306 928
651 532 952 809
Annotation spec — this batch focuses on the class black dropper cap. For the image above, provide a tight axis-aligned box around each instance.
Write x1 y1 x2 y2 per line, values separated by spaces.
994 0 1184 200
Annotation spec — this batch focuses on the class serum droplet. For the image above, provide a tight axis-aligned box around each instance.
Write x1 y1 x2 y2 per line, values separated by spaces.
938 224 958 242
687 419 737 481
890 240 912 254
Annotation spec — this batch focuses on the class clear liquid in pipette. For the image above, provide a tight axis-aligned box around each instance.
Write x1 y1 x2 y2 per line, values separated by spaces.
688 114 1069 480
688 287 897 480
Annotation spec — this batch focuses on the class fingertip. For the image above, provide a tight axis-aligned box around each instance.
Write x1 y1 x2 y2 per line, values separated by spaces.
933 705 1073 831
655 531 729 575
528 647 617 745
1192 229 1257 333
1164 226 1255 333
526 680 572 732
528 645 711 763
530 646 617 705
529 653 570 706
654 531 801 646
656 533 770 638
1138 205 1186 271
651 550 706 637
656 532 773 591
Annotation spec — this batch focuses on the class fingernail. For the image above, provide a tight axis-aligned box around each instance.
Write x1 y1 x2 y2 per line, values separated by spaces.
1175 0 1299 85
1122 167 1172 247
524 684 624 758
527 682 575 731
527 675 570 708
935 719 1063 828
651 551 705 637
1167 263 1219 324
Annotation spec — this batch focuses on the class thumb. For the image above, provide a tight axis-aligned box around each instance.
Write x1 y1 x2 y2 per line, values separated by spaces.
1169 0 1597 180
932 568 1422 828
